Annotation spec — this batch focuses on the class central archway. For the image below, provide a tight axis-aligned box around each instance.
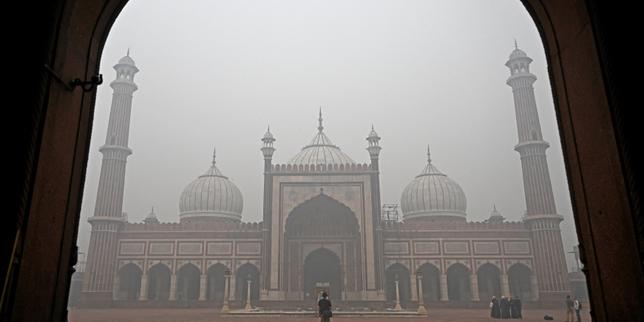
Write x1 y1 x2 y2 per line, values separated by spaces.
303 248 342 300
285 194 361 298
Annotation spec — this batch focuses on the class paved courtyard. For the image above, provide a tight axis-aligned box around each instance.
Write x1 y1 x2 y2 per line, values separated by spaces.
68 308 593 322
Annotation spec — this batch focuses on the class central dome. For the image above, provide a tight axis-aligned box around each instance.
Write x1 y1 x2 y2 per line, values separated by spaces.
288 111 356 166
400 148 467 222
179 149 243 223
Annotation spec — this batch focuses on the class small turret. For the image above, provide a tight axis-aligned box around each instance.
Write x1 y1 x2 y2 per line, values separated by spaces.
143 207 159 224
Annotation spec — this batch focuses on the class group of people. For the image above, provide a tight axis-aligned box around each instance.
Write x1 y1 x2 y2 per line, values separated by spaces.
490 296 522 319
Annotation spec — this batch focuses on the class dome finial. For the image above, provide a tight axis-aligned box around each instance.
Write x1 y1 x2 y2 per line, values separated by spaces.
318 107 324 132
127 47 130 56
212 146 217 165
514 39 518 50
427 145 432 164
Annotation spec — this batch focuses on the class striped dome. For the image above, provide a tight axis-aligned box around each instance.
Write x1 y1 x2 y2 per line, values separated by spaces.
400 149 467 221
179 150 243 222
288 111 356 166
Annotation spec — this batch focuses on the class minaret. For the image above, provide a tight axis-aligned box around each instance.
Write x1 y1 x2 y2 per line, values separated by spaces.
260 125 275 297
366 125 385 292
506 43 569 300
82 53 138 301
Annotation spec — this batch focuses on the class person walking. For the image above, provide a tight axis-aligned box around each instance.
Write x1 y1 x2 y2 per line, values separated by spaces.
565 295 574 322
573 297 582 322
318 291 332 322
490 296 500 319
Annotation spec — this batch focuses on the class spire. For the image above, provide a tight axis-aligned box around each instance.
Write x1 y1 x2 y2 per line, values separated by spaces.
127 47 130 56
318 107 324 132
514 39 518 50
427 145 432 164
212 146 217 165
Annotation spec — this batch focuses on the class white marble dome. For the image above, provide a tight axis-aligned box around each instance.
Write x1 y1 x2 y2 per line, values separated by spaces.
179 150 243 222
400 149 467 221
288 112 356 166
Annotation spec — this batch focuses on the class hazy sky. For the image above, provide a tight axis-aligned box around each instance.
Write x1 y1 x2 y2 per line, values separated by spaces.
78 0 581 269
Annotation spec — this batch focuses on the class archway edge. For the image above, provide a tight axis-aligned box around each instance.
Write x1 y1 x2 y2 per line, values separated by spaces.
285 193 361 233
10 0 642 321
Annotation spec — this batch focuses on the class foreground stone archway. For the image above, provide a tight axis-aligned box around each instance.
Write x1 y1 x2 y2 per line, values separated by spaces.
7 1 643 321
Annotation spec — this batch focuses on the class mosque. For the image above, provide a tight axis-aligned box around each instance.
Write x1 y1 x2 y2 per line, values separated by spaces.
78 47 571 308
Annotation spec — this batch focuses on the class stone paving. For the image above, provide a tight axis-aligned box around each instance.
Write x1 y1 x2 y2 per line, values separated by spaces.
68 308 593 322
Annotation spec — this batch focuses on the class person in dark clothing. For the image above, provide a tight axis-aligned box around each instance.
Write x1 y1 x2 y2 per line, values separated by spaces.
510 296 522 319
490 296 501 318
500 296 510 319
318 292 332 322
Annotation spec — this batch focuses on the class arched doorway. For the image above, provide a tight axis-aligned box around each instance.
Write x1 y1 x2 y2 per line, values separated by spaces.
447 263 471 301
508 263 532 300
235 263 260 305
303 248 342 300
176 263 200 301
385 263 411 305
477 263 501 301
285 194 360 297
117 263 142 300
147 263 171 301
418 263 441 302
206 264 227 302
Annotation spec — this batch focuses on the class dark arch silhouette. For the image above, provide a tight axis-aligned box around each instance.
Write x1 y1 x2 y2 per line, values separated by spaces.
286 194 360 237
447 263 471 301
418 263 441 302
477 263 501 301
117 263 142 300
303 248 342 300
176 263 200 301
206 263 227 302
235 263 260 306
147 263 171 301
508 263 533 300
385 263 411 306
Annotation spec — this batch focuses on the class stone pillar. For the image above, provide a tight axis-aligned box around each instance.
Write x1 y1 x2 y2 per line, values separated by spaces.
112 275 120 300
394 280 402 310
229 273 236 299
199 274 207 301
245 278 253 310
439 274 449 301
501 274 510 297
530 274 539 300
222 273 231 313
139 274 148 301
416 274 427 315
470 274 480 301
169 274 177 301
411 273 419 301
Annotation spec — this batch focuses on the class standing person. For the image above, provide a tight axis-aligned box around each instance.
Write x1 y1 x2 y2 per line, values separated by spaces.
490 296 501 319
318 292 333 322
573 297 582 322
500 296 510 319
515 296 522 319
565 295 574 322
